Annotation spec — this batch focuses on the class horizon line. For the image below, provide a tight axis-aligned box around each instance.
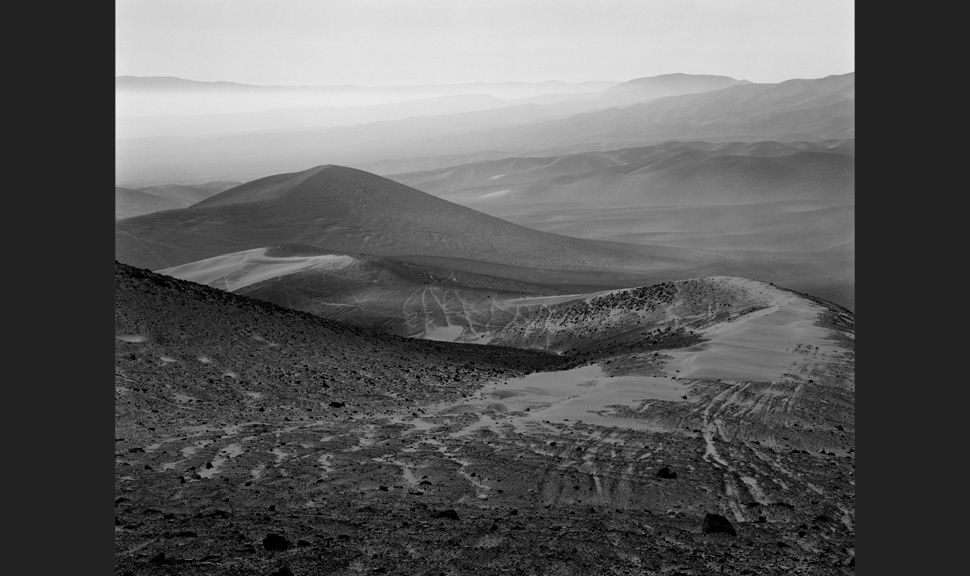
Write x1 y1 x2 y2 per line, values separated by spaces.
115 71 854 90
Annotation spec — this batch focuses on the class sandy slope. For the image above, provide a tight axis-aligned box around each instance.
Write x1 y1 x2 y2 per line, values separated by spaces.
663 278 845 382
158 248 357 292
448 364 689 435
437 278 845 438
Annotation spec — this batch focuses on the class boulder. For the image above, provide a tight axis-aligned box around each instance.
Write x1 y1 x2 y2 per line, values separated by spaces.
432 509 460 520
656 466 678 479
262 533 291 551
702 513 737 536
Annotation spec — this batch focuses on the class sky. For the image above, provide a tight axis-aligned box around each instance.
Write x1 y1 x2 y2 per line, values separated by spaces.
116 0 854 87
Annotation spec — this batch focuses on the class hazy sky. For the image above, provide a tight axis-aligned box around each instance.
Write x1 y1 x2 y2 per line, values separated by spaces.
116 0 854 86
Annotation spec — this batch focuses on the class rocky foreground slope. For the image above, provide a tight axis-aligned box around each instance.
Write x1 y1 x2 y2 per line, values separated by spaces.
115 263 854 575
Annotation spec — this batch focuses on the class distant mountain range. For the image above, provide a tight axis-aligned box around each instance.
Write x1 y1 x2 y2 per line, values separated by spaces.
601 73 748 106
116 75 618 93
116 73 853 186
116 74 748 140
115 76 619 119
391 140 853 209
421 74 854 157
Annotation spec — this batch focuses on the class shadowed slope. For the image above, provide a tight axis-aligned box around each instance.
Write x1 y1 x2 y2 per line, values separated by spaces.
115 261 567 384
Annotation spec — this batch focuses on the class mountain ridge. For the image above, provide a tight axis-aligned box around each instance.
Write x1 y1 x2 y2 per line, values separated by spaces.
116 164 720 280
